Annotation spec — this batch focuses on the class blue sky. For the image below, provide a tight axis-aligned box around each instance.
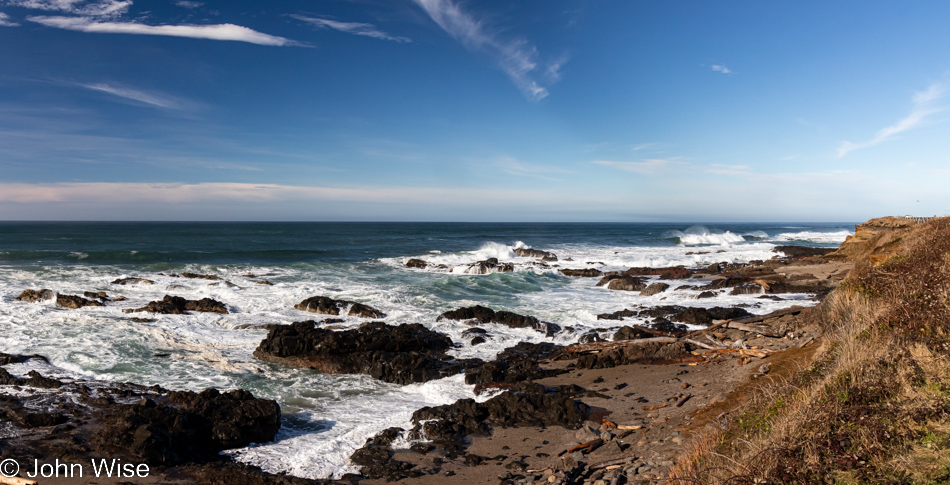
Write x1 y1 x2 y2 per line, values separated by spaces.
0 0 948 221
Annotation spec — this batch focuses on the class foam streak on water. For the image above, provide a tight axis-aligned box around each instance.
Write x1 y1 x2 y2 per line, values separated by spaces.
0 222 853 478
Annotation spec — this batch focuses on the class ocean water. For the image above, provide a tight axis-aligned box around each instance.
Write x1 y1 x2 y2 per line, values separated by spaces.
0 222 853 478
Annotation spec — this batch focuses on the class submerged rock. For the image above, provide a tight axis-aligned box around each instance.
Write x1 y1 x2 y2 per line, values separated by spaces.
513 247 558 261
15 288 54 302
253 321 479 384
112 277 154 285
462 257 514 274
560 268 603 277
126 295 228 314
294 296 385 319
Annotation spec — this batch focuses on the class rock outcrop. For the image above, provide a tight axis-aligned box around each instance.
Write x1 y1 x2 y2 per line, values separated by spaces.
56 293 104 309
294 296 384 319
15 289 54 302
826 216 918 265
253 321 479 384
513 247 558 261
126 295 228 314
461 258 514 274
464 342 566 385
437 305 557 334
406 258 427 269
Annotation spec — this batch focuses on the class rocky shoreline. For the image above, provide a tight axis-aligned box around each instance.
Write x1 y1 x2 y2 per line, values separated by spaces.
1 238 861 484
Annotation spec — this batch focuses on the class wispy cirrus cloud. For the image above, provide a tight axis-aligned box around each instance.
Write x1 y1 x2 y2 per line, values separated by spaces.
174 0 202 8
75 82 194 110
27 15 303 46
412 0 561 101
0 12 18 25
838 83 946 158
711 64 731 74
4 0 129 17
591 158 683 175
292 14 410 43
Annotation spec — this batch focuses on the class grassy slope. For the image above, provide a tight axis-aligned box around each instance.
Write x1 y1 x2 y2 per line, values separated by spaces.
674 217 950 484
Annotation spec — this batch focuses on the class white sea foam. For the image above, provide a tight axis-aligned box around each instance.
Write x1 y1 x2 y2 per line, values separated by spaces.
772 230 852 244
668 226 746 246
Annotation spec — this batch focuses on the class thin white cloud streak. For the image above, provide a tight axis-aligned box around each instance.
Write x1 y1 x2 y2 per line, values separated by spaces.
711 64 731 74
76 82 191 110
175 0 202 8
0 12 18 25
591 159 682 174
5 0 129 17
292 14 410 43
838 83 946 158
412 0 556 101
27 15 302 46
0 182 560 206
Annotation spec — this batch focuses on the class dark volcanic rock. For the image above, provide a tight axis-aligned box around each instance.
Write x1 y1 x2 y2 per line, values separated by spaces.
351 427 421 481
0 353 48 366
513 247 558 261
406 258 427 269
641 283 670 296
0 368 63 388
560 268 603 277
437 305 557 334
127 295 228 314
773 245 835 258
635 305 753 326
464 342 566 385
56 293 104 309
96 388 279 465
15 288 54 302
406 382 590 453
294 296 385 319
612 325 656 341
576 340 695 369
596 308 638 321
112 277 154 285
253 321 479 384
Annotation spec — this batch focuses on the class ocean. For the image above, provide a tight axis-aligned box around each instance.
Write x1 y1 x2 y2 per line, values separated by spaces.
0 221 854 478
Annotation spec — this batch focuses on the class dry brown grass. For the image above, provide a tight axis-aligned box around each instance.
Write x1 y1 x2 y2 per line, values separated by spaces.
672 217 950 484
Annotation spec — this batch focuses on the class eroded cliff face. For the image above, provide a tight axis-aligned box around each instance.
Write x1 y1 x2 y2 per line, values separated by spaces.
826 216 920 266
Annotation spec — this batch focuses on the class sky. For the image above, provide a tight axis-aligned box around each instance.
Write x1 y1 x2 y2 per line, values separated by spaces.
0 0 948 221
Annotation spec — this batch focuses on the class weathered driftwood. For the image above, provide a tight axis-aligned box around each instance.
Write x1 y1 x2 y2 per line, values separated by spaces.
676 394 693 407
559 438 603 456
687 319 732 336
726 321 786 338
705 333 726 347
684 338 718 350
616 424 643 430
589 456 636 471
0 477 37 485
